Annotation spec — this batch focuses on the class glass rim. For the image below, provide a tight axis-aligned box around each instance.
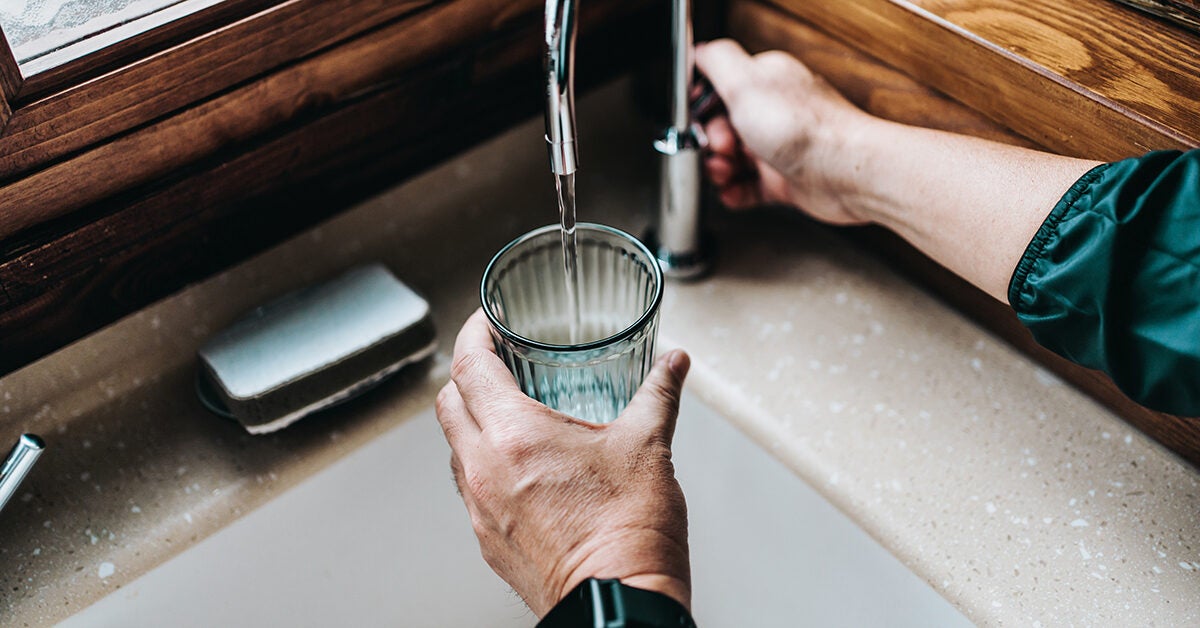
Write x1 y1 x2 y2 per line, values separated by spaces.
480 222 664 353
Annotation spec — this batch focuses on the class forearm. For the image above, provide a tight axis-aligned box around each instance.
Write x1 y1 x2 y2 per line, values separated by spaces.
834 118 1102 304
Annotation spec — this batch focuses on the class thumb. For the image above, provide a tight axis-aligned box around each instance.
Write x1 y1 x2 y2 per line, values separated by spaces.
619 350 691 442
695 39 753 107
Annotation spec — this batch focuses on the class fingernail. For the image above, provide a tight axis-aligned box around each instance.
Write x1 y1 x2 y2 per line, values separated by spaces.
667 350 691 378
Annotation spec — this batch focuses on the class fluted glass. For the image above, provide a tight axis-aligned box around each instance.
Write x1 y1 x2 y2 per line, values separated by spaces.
481 223 663 424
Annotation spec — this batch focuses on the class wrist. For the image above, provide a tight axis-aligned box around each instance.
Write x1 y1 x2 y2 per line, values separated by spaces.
815 111 890 225
545 532 691 616
616 574 692 611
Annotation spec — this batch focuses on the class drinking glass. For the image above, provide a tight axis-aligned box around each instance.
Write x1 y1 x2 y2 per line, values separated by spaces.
480 223 663 424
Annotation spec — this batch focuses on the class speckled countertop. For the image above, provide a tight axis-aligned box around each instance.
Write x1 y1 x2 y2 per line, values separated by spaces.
1 79 1197 626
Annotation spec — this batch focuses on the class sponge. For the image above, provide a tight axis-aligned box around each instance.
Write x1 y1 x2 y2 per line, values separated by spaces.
197 264 436 434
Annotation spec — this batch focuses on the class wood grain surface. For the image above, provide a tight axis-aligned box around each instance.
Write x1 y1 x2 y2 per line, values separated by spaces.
0 0 546 240
0 0 436 179
0 26 20 133
0 0 658 374
14 0 282 101
730 0 1200 468
763 0 1199 160
1111 0 1200 33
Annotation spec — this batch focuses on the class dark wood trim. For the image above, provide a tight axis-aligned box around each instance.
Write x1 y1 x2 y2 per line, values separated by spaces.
1111 0 1200 34
0 0 660 374
0 25 22 134
763 0 1199 161
15 0 283 102
730 0 1199 469
0 0 553 240
0 0 441 180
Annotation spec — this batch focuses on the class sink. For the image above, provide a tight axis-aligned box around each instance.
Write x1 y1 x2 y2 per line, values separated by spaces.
62 394 970 627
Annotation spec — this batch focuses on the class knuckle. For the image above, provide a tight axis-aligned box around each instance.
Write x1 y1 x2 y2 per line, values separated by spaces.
646 378 682 413
435 383 454 412
464 467 491 501
450 348 489 383
488 425 534 459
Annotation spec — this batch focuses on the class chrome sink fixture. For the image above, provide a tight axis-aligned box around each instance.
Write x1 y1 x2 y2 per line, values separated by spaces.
544 0 709 278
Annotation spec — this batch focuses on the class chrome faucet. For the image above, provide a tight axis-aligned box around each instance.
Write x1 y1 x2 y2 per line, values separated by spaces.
544 0 710 278
544 0 578 177
652 0 709 278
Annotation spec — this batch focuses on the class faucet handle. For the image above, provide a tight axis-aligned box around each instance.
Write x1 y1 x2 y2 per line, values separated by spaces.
689 71 726 124
0 433 44 514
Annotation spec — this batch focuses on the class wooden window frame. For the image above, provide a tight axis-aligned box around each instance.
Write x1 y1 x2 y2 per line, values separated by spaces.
0 0 452 236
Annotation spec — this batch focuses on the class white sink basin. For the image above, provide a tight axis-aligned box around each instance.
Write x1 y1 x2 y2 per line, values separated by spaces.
63 395 970 627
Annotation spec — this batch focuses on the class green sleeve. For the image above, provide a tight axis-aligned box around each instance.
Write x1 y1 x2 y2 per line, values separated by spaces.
1008 149 1200 417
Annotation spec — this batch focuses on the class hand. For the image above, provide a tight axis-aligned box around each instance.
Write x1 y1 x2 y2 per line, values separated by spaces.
696 39 872 225
434 310 693 616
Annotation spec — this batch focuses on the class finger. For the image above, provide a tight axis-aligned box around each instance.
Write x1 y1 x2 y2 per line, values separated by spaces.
453 308 503 363
695 39 754 107
451 310 527 427
435 381 481 450
719 182 762 210
619 349 691 443
702 114 738 157
450 451 465 496
448 451 484 521
705 154 738 187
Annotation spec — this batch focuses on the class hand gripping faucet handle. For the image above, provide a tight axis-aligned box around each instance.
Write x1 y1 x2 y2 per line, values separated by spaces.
689 71 726 126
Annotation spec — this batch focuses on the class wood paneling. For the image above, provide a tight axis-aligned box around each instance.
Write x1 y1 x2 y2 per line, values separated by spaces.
0 0 437 179
0 0 660 374
0 0 552 240
762 0 1198 160
1111 0 1200 34
731 0 1200 468
15 0 282 101
728 1 1038 147
0 26 21 133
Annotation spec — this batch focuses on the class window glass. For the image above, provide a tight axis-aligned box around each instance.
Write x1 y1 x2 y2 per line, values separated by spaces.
0 0 222 73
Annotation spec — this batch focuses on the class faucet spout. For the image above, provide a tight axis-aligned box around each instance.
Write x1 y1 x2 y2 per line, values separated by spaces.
545 0 579 176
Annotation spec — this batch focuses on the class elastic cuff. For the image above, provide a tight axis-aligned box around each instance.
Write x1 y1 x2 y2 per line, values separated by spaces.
1007 162 1114 311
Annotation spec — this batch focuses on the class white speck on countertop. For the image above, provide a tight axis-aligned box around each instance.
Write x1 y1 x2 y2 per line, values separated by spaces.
1033 367 1061 387
834 292 848 305
98 562 114 579
1182 562 1195 571
986 502 997 514
1124 434 1133 445
130 506 141 513
828 401 846 414
1102 432 1111 440
1079 542 1092 560
32 548 40 556
184 513 193 524
1070 518 1089 528
970 358 983 372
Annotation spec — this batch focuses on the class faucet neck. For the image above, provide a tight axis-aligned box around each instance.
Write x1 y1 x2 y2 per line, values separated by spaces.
545 0 579 176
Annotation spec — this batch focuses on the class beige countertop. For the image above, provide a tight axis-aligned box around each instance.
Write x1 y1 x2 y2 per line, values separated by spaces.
1 78 1196 626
